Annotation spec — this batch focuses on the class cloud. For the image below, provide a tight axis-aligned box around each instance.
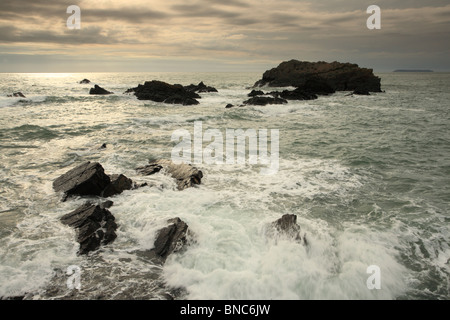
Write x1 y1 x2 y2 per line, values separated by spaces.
0 0 449 71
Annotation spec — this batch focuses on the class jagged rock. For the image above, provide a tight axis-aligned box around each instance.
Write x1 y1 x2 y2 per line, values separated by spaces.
267 214 308 245
7 92 26 98
125 80 201 105
60 203 117 255
253 60 382 92
184 81 218 93
89 85 113 95
53 162 138 200
151 218 189 261
248 90 264 97
53 162 111 199
136 159 203 190
79 79 91 84
101 174 134 198
225 103 235 109
243 96 288 106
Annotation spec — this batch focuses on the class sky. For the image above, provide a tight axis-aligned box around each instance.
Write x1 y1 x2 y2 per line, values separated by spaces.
0 0 449 73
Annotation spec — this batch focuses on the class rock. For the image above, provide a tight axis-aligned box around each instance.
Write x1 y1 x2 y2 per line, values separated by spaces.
136 159 203 190
352 88 371 95
225 104 235 109
150 217 189 261
243 96 288 106
101 174 134 198
79 79 91 84
60 203 117 255
100 200 114 209
184 81 218 93
253 59 382 92
53 162 111 199
248 90 264 97
89 84 113 95
279 88 318 101
163 94 199 106
126 80 201 105
7 92 26 98
267 214 308 246
100 143 107 149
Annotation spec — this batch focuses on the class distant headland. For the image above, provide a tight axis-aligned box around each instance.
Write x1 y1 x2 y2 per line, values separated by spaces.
393 69 434 72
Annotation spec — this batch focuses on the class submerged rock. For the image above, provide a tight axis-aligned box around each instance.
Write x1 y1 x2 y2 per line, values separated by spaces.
79 79 91 84
7 92 26 98
243 96 288 106
60 203 117 255
125 80 200 105
253 59 382 92
136 159 203 190
89 84 113 95
267 214 307 245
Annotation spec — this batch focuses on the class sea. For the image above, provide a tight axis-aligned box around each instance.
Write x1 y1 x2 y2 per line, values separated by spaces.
0 72 449 300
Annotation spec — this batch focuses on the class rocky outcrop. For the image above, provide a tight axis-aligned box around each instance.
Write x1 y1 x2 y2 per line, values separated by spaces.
53 161 136 200
279 88 318 101
60 202 117 255
243 96 288 106
136 159 203 190
253 60 382 92
125 80 201 105
184 81 218 93
89 85 113 95
79 79 91 84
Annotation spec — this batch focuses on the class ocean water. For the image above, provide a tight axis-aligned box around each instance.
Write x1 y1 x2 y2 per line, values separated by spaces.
0 72 449 300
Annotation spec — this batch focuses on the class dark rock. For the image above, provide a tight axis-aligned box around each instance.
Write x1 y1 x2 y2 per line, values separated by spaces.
184 81 218 93
248 90 264 97
253 59 382 92
60 203 117 255
279 88 318 101
7 92 26 98
101 174 134 198
126 80 200 105
138 218 190 263
152 218 189 261
100 143 107 149
137 159 203 190
299 77 336 95
243 96 288 106
100 200 114 209
267 214 308 245
225 104 235 109
352 88 371 95
79 79 91 84
89 84 113 95
53 162 111 199
163 95 199 106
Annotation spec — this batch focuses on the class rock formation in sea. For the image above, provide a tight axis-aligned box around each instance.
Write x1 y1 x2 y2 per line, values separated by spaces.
53 161 136 200
267 214 308 246
89 84 113 95
253 59 382 92
243 96 288 106
125 80 201 105
184 81 218 93
136 159 203 191
79 79 91 84
60 202 118 255
7 92 26 98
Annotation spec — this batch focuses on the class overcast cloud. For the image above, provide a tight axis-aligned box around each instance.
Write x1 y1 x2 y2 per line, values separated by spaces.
0 0 449 72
